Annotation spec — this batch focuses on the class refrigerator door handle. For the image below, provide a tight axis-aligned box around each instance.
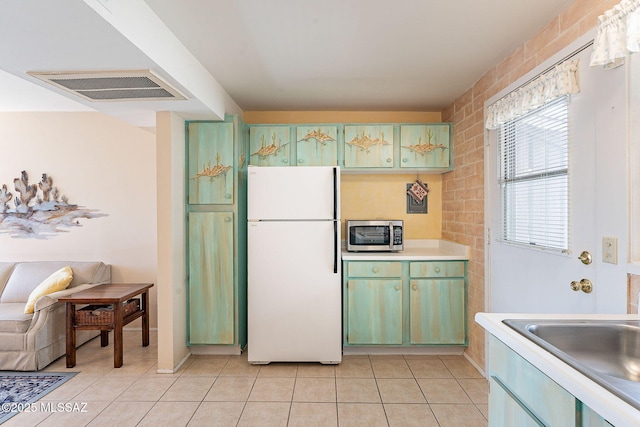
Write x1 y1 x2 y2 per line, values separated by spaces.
333 221 338 274
332 167 337 220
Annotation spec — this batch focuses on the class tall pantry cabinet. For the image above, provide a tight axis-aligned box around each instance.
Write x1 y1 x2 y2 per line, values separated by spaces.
186 116 247 351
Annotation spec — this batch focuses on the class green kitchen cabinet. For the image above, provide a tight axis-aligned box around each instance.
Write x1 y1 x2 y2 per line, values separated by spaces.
345 261 403 345
188 212 235 344
295 125 338 166
400 124 451 169
186 115 247 350
488 336 613 427
346 279 403 345
249 125 291 166
409 279 465 344
344 125 394 168
343 259 467 347
188 122 234 204
409 261 466 345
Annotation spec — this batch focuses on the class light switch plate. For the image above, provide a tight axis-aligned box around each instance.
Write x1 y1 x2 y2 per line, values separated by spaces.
602 236 618 264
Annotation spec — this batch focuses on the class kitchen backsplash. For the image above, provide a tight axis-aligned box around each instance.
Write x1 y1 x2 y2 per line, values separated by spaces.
340 173 442 239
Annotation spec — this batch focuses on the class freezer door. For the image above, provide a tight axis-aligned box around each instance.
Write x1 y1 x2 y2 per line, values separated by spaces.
248 166 339 220
248 220 342 363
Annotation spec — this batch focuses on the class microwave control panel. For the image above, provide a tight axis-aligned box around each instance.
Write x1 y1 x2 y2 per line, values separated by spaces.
393 227 403 245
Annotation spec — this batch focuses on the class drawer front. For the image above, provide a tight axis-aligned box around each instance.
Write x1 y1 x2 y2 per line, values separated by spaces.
347 261 402 278
410 261 465 278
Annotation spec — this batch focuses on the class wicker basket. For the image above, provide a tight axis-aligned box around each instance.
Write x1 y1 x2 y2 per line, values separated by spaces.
75 299 140 326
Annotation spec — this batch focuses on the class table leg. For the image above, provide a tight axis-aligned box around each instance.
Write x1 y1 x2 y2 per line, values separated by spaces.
113 302 124 368
66 302 76 368
101 330 109 347
142 290 150 347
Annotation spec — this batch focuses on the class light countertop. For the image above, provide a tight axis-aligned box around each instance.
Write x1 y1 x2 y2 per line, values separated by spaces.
476 312 640 427
341 239 470 261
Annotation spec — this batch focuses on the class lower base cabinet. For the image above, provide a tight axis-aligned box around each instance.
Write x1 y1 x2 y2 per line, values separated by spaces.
188 211 235 344
346 279 403 344
488 336 613 427
410 278 465 344
343 260 467 347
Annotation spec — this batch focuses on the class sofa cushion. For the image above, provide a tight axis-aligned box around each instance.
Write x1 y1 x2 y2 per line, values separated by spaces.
0 263 16 295
0 261 110 303
24 266 73 314
0 303 33 334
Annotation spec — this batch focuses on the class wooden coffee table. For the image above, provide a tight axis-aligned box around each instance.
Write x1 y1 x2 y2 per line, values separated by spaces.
60 283 153 368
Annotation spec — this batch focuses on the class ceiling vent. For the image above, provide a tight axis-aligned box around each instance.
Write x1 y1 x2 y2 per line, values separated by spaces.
27 69 187 102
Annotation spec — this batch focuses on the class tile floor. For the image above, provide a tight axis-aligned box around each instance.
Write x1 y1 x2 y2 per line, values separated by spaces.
8 331 488 426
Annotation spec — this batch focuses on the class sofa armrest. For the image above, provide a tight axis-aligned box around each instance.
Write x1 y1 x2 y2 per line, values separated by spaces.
33 283 100 312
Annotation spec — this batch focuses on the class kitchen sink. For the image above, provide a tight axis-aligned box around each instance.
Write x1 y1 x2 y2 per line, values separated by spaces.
503 319 640 411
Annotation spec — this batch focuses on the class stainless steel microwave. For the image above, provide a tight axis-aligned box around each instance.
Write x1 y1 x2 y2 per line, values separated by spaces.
346 220 403 252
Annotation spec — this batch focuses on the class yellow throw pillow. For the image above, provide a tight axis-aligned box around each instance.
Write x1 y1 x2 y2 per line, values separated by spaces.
24 266 73 314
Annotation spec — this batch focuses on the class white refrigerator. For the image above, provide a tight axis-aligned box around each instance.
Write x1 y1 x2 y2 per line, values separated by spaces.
247 166 342 364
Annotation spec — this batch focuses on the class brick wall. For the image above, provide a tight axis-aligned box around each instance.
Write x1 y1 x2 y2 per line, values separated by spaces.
441 0 620 369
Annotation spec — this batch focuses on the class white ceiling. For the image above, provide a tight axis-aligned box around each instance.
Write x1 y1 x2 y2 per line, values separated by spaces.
0 0 578 127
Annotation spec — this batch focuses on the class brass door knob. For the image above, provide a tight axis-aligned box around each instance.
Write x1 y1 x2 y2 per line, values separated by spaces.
578 251 592 265
570 279 593 293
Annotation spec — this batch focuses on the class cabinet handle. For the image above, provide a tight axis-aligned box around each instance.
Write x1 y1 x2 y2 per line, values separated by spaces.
225 194 232 199
412 285 418 290
225 217 232 222
372 267 379 273
283 159 289 164
386 158 392 163
298 159 304 164
394 285 400 291
402 158 408 163
434 267 441 273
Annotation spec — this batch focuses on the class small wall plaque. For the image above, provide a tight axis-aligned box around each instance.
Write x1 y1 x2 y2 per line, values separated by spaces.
406 183 428 214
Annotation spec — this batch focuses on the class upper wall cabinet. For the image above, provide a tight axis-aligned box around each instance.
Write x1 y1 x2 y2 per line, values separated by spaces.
296 125 338 166
249 126 291 166
188 122 235 205
246 122 453 173
344 125 394 168
400 124 451 169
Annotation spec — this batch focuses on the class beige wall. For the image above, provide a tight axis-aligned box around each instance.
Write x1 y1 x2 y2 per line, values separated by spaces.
442 0 620 369
0 112 158 327
244 111 443 239
156 112 189 372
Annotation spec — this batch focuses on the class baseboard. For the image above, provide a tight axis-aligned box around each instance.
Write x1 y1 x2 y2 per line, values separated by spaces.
189 345 243 355
156 351 191 374
343 346 465 356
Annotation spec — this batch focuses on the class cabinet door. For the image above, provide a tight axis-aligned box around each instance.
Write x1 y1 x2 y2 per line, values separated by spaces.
296 125 338 166
489 378 543 427
344 125 394 168
400 124 450 168
410 279 465 344
188 212 235 344
581 405 613 427
249 126 291 166
347 279 402 344
188 122 234 204
490 337 577 426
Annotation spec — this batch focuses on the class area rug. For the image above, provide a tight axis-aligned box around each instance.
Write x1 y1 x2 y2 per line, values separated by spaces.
0 371 77 424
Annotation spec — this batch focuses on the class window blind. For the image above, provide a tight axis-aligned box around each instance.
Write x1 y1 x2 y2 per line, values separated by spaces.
498 96 570 252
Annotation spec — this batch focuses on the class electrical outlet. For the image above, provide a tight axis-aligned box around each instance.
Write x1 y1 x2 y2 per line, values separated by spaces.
602 236 618 264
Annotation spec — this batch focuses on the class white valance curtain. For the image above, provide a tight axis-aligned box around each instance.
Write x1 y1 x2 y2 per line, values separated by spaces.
590 0 640 69
485 59 580 130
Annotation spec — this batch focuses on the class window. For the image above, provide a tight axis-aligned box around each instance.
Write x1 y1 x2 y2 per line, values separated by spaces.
498 96 569 252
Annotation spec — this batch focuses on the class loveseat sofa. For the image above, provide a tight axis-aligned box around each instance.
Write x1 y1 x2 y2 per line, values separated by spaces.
0 261 111 370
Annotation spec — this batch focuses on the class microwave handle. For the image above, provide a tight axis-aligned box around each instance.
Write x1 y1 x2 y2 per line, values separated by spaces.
389 222 394 250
